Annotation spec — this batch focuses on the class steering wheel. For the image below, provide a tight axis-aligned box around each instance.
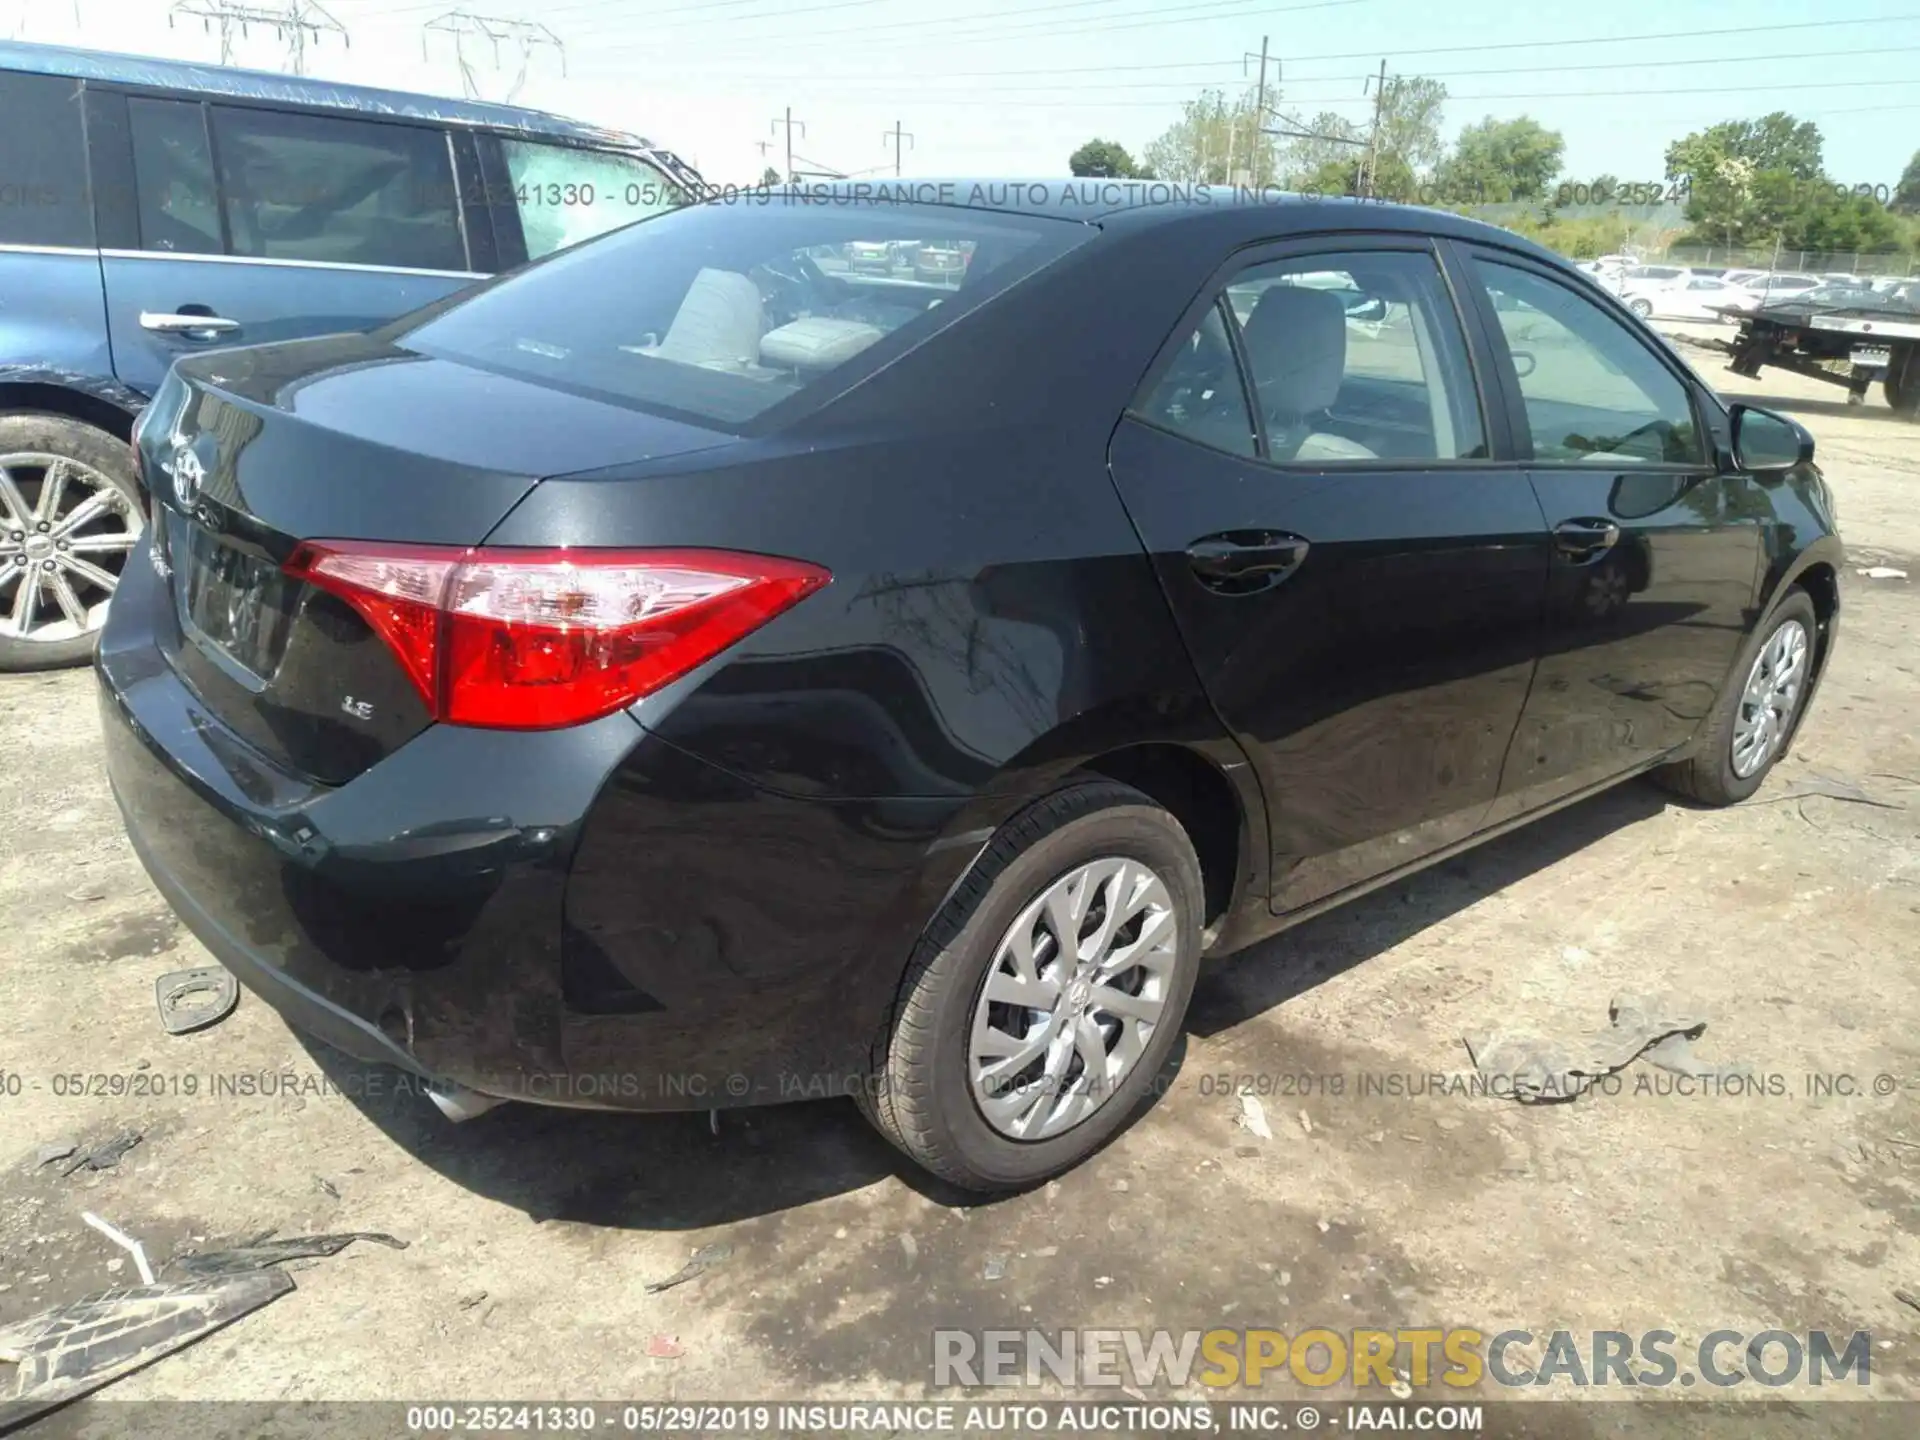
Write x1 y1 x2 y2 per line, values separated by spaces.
750 250 840 328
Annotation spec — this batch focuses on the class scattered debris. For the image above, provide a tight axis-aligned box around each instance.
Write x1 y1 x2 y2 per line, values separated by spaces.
459 1290 488 1311
154 966 239 1035
1111 1178 1130 1193
1093 1276 1112 1288
33 1143 76 1170
899 1234 918 1262
1316 1220 1331 1234
1032 1246 1059 1259
1297 1110 1313 1136
1464 994 1748 1104
1233 1145 1260 1159
644 1241 733 1294
1237 1094 1273 1141
169 1231 407 1278
1857 566 1908 580
64 885 107 904
1122 1385 1147 1402
60 1133 141 1177
313 1175 340 1200
0 1271 291 1428
982 1254 1007 1282
1896 1289 1920 1316
1390 1370 1414 1400
81 1212 155 1286
645 1334 683 1359
1765 770 1904 810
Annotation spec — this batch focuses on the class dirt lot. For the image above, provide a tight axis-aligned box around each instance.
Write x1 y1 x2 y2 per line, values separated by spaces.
3 338 1919 1435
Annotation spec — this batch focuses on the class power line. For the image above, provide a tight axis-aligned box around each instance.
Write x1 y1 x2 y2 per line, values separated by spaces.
168 1 348 72
883 121 915 177
422 10 564 102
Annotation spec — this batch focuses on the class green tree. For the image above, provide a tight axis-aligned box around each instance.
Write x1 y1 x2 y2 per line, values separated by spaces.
1374 76 1449 180
1896 150 1920 214
1068 139 1140 178
1435 115 1564 203
1142 87 1282 185
1275 111 1365 188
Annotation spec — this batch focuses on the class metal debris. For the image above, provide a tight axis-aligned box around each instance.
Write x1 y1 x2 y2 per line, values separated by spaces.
154 966 239 1036
1767 770 1904 810
33 1143 76 1170
643 1241 733 1294
0 1271 292 1429
169 1232 407 1278
60 1133 142 1177
982 1254 1007 1282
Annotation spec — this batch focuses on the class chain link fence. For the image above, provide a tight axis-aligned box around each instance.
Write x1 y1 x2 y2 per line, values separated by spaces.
1658 244 1919 278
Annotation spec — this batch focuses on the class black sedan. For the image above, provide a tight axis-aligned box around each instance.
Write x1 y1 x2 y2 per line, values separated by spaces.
99 182 1842 1191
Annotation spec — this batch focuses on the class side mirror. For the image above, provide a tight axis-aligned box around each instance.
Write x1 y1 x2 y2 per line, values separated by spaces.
1730 403 1814 472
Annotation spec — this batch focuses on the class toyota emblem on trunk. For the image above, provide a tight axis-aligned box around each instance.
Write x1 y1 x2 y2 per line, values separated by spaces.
171 445 205 508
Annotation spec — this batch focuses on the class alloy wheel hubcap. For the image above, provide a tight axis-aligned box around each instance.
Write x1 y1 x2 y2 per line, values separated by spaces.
1731 618 1809 778
0 452 142 644
968 856 1179 1141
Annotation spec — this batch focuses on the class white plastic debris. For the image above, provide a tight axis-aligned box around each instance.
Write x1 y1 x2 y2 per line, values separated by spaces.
1857 566 1908 580
1237 1093 1274 1140
81 1212 155 1286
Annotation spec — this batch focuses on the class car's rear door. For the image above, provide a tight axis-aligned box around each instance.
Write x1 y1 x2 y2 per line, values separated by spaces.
86 89 492 396
1105 235 1551 915
1448 243 1764 823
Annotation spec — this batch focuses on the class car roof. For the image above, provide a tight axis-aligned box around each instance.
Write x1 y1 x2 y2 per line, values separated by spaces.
765 178 1573 259
0 38 650 149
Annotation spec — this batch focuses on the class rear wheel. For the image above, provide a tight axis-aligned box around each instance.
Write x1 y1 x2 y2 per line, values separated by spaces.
1628 297 1654 318
1653 587 1818 806
859 779 1203 1192
0 413 144 672
1886 347 1919 417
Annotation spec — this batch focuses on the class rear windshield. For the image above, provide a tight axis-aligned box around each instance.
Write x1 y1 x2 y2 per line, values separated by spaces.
394 198 1089 426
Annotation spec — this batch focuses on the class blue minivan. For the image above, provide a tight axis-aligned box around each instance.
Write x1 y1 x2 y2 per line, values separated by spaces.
0 40 701 669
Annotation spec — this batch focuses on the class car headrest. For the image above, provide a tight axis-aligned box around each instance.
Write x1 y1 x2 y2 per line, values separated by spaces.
1239 285 1346 418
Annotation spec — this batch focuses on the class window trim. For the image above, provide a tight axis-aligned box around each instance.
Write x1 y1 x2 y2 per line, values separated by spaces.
1123 232 1508 471
1450 240 1720 473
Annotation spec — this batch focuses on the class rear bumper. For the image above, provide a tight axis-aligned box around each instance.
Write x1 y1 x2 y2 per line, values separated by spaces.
97 545 981 1110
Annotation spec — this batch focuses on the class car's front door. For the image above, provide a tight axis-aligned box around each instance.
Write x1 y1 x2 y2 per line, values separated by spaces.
1453 246 1765 822
86 91 489 396
1106 238 1550 914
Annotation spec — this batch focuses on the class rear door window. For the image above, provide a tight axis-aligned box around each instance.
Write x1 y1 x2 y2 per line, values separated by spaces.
128 97 222 255
0 69 93 247
499 139 687 259
209 106 468 272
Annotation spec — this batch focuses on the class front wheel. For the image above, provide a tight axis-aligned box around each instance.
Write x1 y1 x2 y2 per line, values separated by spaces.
859 779 1203 1192
1886 347 1919 417
1628 297 1654 319
1653 587 1819 806
0 412 145 671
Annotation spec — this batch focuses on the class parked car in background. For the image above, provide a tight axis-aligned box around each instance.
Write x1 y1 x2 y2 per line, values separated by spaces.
1620 274 1743 321
1735 273 1822 305
100 185 1842 1191
0 39 701 670
1722 269 1765 287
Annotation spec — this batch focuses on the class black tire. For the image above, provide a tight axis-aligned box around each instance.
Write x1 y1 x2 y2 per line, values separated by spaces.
0 411 143 672
1628 297 1654 319
1653 587 1819 806
1885 347 1919 417
859 778 1203 1192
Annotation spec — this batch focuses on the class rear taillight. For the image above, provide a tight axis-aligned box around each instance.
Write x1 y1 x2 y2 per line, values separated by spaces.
283 542 829 730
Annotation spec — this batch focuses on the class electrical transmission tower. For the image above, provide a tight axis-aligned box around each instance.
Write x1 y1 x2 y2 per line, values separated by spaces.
170 2 348 73
423 11 565 103
4 2 83 41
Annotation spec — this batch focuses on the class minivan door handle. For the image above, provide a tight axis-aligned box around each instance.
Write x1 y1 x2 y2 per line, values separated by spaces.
1552 518 1622 560
140 311 241 338
1185 531 1311 592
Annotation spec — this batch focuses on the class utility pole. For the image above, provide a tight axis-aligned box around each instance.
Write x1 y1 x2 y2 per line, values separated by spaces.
423 12 564 103
883 121 914 178
772 109 806 183
171 2 347 72
1243 35 1273 188
1361 58 1389 198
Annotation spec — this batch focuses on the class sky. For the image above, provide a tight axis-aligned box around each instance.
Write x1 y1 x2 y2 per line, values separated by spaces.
8 0 1919 188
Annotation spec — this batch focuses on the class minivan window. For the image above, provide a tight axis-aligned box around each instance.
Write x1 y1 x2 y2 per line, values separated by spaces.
128 97 222 255
0 69 93 248
210 106 467 272
500 140 686 259
397 200 1087 426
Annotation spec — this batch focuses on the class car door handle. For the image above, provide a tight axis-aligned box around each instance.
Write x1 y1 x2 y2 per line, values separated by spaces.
140 311 240 337
1553 518 1621 560
1185 532 1310 590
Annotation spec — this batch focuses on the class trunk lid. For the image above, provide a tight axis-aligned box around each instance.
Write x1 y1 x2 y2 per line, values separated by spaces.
142 333 730 784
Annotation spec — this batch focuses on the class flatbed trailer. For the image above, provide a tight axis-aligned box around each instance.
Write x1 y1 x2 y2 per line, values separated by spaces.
1707 294 1920 416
